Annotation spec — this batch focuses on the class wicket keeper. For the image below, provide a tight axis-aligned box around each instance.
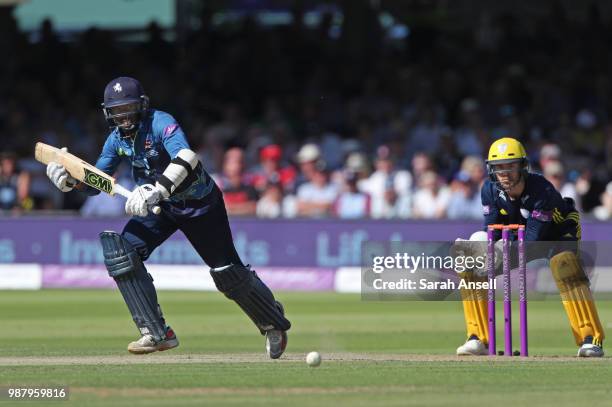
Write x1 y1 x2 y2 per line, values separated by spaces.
45 77 290 358
455 137 604 357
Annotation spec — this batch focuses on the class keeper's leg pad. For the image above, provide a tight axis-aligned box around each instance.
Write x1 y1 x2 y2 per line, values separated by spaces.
459 272 489 344
550 251 605 346
210 264 291 333
100 231 166 342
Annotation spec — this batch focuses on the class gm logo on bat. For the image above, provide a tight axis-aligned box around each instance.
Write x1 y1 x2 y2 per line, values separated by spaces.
83 168 112 193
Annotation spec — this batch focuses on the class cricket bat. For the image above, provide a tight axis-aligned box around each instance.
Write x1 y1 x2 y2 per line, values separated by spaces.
34 142 161 215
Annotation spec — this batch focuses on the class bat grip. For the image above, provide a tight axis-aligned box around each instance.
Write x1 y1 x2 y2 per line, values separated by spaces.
114 184 162 216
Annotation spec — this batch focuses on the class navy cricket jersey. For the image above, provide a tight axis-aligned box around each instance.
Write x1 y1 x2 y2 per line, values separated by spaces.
481 173 579 241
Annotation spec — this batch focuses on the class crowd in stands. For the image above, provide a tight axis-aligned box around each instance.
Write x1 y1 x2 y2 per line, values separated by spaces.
1 3 612 220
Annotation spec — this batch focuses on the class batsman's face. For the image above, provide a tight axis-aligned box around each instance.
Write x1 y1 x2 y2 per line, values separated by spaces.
108 103 140 130
493 162 521 189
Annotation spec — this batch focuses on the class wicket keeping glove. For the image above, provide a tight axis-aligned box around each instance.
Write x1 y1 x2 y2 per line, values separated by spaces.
46 148 77 192
450 238 502 278
125 184 162 217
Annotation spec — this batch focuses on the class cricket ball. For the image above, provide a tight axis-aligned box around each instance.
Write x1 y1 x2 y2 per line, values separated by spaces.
306 351 321 367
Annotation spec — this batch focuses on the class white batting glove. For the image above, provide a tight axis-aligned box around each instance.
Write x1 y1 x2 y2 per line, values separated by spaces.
125 184 162 217
46 149 77 192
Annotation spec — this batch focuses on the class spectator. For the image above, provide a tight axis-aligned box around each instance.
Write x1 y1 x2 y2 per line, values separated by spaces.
0 152 31 212
360 145 412 219
542 161 579 209
575 167 607 213
447 156 485 220
295 160 338 218
462 155 486 186
256 180 284 219
251 144 296 193
345 152 371 180
539 143 562 172
5 3 612 218
333 170 371 219
410 152 435 186
593 182 612 221
214 148 258 216
294 143 323 188
331 151 371 188
413 170 451 219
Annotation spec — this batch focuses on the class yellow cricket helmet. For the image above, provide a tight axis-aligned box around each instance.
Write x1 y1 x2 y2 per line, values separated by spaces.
487 137 527 163
486 137 529 185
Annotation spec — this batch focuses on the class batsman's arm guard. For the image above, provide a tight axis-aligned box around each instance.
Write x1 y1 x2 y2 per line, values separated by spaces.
100 231 167 341
156 149 199 198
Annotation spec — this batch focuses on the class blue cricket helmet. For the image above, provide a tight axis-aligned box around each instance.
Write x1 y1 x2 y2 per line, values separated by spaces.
101 77 149 134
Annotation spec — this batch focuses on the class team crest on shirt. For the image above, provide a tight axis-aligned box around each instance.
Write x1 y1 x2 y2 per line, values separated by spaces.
144 137 158 158
146 149 158 158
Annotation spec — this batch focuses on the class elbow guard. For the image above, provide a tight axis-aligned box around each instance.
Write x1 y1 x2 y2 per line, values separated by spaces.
156 149 199 198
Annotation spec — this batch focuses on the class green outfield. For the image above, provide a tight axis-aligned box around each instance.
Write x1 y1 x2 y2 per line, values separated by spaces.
0 290 610 406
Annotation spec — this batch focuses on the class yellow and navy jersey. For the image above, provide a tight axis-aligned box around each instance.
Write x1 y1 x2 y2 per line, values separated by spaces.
481 173 580 241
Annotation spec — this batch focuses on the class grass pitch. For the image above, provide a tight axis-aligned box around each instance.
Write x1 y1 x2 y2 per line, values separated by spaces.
0 290 610 406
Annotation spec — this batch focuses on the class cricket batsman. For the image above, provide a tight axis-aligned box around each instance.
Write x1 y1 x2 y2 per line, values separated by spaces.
44 77 291 358
454 137 604 357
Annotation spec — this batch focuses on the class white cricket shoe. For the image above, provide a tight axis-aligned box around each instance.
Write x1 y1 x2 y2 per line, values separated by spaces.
456 338 488 356
127 327 179 354
577 343 604 358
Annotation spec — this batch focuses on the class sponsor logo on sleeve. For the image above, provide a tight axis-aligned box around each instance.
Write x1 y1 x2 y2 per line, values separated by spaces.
483 205 490 215
163 124 179 136
531 209 552 222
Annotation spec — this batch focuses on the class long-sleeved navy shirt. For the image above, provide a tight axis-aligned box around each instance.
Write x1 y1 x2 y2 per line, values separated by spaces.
481 173 577 241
